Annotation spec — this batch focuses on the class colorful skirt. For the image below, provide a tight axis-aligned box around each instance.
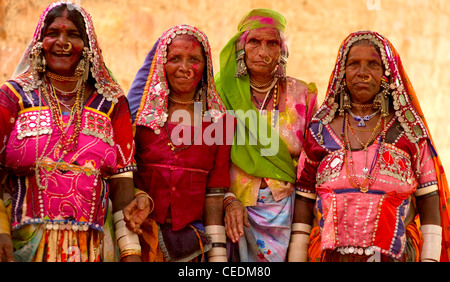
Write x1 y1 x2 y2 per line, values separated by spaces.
12 204 117 262
232 188 294 262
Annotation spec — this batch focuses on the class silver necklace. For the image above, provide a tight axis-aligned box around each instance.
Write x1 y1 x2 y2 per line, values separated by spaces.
347 108 380 127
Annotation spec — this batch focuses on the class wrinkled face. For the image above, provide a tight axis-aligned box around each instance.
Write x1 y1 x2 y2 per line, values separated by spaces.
165 34 206 98
42 15 85 76
345 44 384 103
244 27 281 77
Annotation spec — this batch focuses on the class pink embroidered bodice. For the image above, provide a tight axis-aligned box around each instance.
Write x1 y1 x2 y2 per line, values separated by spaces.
2 85 135 232
297 119 438 259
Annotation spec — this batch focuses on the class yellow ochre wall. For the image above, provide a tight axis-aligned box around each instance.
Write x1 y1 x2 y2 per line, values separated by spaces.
1 0 449 174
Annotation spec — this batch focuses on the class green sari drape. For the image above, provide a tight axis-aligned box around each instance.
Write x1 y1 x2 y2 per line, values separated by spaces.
214 9 296 184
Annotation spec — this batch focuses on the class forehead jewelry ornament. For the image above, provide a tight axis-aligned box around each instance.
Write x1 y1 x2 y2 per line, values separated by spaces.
362 74 372 83
184 69 194 79
63 42 72 52
263 57 273 65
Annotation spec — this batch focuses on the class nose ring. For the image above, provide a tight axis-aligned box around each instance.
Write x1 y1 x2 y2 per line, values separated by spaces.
263 57 273 65
62 42 72 52
362 74 372 83
184 69 194 79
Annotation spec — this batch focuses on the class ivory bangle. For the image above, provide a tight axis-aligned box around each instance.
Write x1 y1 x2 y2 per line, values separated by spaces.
115 226 137 240
209 256 227 262
113 210 124 224
205 225 225 235
208 247 227 257
288 242 308 262
421 224 442 235
290 233 310 244
115 219 127 229
109 171 133 179
118 235 141 251
209 234 227 244
415 184 438 197
292 223 312 234
420 224 442 262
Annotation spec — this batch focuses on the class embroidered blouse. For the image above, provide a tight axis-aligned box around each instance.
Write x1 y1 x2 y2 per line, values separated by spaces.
133 115 233 231
0 80 136 232
296 117 438 259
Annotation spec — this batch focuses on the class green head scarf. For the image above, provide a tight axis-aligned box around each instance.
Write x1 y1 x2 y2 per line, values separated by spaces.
215 9 296 184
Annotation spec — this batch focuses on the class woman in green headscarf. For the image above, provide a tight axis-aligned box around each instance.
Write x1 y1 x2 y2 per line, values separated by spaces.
215 8 318 261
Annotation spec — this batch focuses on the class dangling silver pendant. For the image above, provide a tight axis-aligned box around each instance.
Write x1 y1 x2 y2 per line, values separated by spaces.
362 167 369 175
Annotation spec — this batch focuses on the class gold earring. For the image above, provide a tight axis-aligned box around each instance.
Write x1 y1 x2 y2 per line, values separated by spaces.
74 47 92 82
29 42 46 73
275 55 287 78
338 79 351 116
234 50 247 78
373 76 390 117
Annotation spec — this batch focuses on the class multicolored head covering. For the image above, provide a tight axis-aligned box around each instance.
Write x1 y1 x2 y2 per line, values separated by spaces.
11 1 123 104
127 24 226 134
215 9 296 183
314 30 450 261
237 8 286 33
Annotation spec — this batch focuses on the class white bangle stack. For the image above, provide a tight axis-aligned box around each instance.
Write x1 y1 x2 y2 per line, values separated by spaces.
420 224 442 262
288 223 312 262
205 225 227 262
113 210 141 259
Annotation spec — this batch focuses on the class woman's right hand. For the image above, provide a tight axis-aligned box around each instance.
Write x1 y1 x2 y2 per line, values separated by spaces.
0 234 14 262
123 196 152 235
224 199 250 243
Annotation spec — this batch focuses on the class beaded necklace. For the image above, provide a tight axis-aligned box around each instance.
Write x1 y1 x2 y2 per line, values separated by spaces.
168 95 195 105
343 112 386 193
250 77 276 90
41 77 84 155
250 78 280 128
46 71 80 82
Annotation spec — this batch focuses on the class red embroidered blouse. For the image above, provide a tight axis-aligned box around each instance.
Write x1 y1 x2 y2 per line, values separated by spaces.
134 115 233 231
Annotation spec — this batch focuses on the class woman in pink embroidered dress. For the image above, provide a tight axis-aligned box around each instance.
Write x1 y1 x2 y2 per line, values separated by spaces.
289 31 449 262
0 2 141 262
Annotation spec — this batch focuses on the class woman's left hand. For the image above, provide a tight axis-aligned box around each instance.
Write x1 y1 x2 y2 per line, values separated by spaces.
123 196 152 234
